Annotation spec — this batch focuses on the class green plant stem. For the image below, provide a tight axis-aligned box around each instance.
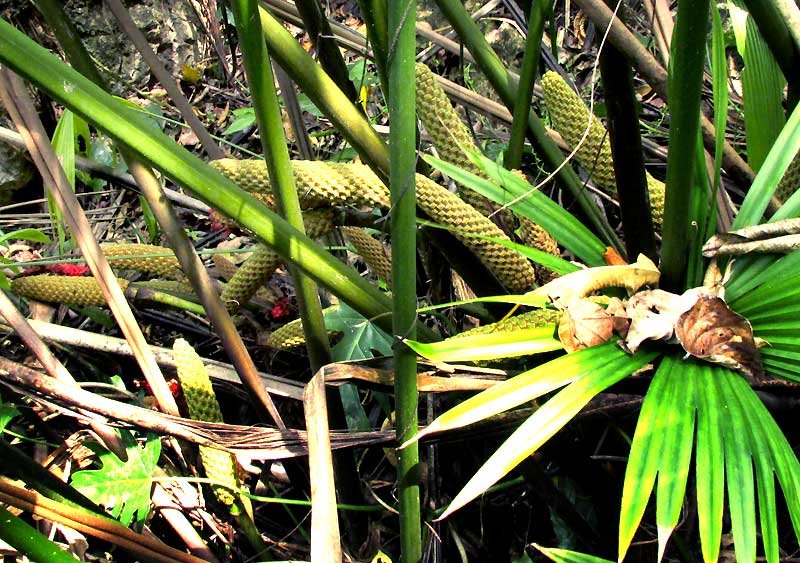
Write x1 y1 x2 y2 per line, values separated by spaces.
258 5 390 181
231 0 332 373
598 26 657 262
294 0 359 104
505 0 549 170
433 0 622 253
388 1 422 561
0 505 82 563
357 0 390 97
660 0 711 291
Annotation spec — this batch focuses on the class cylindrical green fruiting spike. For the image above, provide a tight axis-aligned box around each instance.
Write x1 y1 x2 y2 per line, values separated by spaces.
343 226 393 287
415 174 537 292
135 279 196 294
454 308 560 338
541 70 665 227
213 253 277 304
518 217 561 285
11 275 130 306
266 305 341 349
219 209 335 312
173 338 240 507
415 63 483 177
776 155 800 202
541 71 617 194
100 243 182 278
415 63 515 226
210 159 391 209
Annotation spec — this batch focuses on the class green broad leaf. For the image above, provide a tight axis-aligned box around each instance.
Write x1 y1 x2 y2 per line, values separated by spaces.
619 358 800 563
423 154 607 267
728 0 786 173
405 343 629 446
0 228 50 246
325 301 393 361
71 430 161 529
436 347 657 519
532 544 613 563
223 106 256 135
404 325 561 362
0 403 20 434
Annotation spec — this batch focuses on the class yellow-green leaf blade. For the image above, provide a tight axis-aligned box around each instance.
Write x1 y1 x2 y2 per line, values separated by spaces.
404 326 561 362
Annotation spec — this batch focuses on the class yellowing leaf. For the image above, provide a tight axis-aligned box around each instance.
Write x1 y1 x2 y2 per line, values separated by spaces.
404 326 561 362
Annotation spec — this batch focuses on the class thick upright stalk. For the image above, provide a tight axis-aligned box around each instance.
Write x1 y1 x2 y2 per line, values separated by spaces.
660 0 711 291
434 0 621 252
505 0 549 170
357 0 390 96
388 1 421 561
598 30 657 262
231 0 332 372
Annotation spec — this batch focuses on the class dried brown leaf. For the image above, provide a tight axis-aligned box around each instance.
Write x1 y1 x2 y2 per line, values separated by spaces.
675 296 763 380
557 299 614 353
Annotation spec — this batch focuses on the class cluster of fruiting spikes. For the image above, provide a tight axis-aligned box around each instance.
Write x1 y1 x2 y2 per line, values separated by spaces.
172 338 245 509
210 159 536 292
541 71 665 228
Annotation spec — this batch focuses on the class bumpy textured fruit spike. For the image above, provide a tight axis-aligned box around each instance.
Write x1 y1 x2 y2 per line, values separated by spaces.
541 71 617 194
213 253 277 304
220 209 335 312
454 308 560 338
173 338 239 507
266 305 341 349
11 275 130 306
415 63 483 177
211 159 391 209
100 243 182 278
343 226 393 287
541 71 665 227
136 280 195 294
776 155 800 202
415 174 537 292
415 63 514 224
518 217 561 284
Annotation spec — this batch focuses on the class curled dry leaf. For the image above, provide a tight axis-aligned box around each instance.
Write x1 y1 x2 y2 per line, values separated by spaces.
675 296 763 381
557 299 614 353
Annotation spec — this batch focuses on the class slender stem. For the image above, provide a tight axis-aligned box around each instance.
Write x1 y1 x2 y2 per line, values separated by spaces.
505 0 550 170
231 0 332 373
598 21 657 262
357 0 390 96
388 0 422 561
660 0 711 291
0 505 84 563
294 0 359 104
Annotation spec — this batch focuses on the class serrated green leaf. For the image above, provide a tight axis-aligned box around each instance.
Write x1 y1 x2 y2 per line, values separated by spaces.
695 372 724 563
405 325 561 362
532 544 613 563
325 301 393 361
71 431 160 529
436 347 657 519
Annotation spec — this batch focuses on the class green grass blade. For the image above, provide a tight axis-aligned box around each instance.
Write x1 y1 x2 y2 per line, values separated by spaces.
695 370 724 563
405 325 561 361
654 359 697 560
424 154 607 266
618 356 679 560
718 374 757 563
711 4 728 203
437 347 657 520
405 343 629 445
